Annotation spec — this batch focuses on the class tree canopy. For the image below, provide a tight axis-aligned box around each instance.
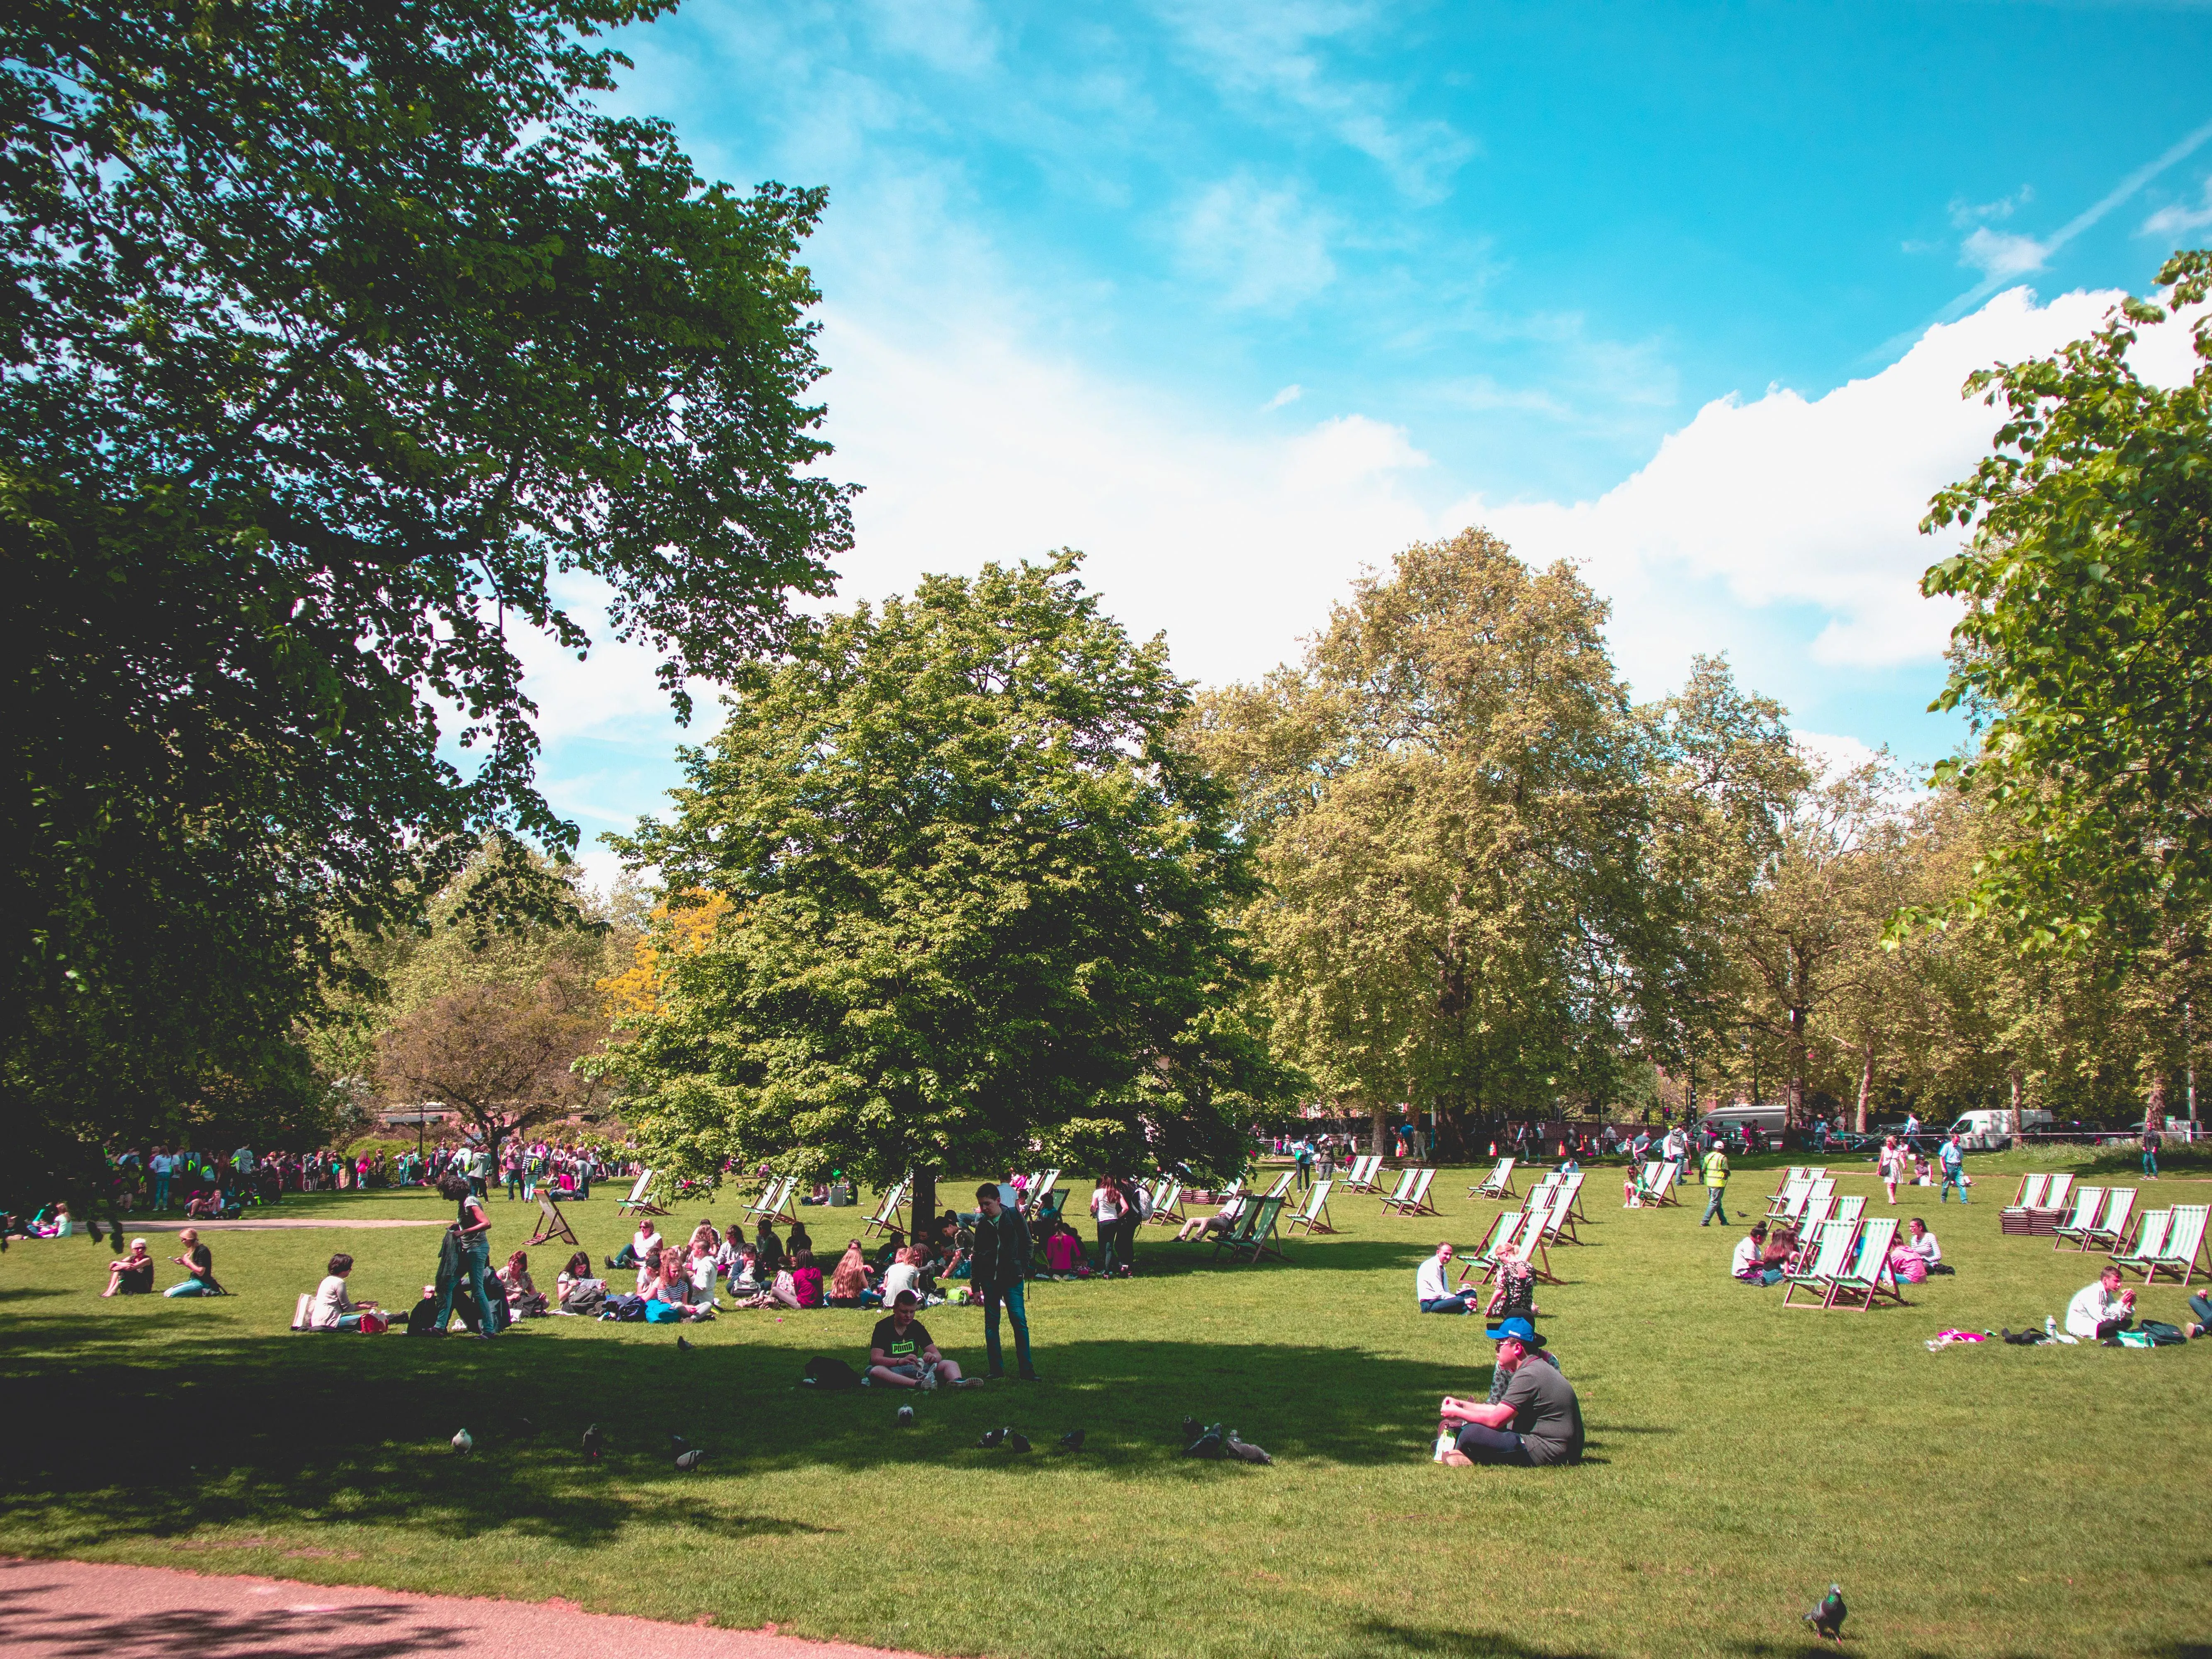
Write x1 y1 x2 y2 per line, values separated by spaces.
2 0 853 1212
599 556 1295 1199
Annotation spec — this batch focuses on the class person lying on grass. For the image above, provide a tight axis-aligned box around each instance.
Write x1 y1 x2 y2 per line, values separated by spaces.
1175 1192 1243 1242
2065 1265 2136 1344
867 1291 965 1389
1437 1318 1582 1467
307 1253 375 1331
102 1238 156 1296
1416 1242 1475 1314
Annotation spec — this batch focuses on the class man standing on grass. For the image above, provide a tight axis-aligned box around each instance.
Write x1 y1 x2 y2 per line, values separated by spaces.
1437 1319 1582 1467
1938 1134 1968 1203
971 1183 1037 1381
1699 1143 1731 1226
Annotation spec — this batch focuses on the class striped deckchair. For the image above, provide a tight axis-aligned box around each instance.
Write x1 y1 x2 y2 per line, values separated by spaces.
1021 1169 1063 1220
1376 1168 1418 1211
2002 1172 2052 1235
1469 1158 1519 1200
1830 1194 1865 1230
2131 1204 2208 1286
1477 1208 1556 1286
1465 1208 1525 1274
1147 1179 1187 1226
1823 1216 1906 1311
2083 1187 2135 1253
2049 1186 2107 1251
2111 1209 2172 1278
616 1168 668 1217
1286 1178 1337 1235
740 1174 796 1226
1773 1165 1812 1195
1799 1194 1835 1236
1262 1169 1298 1203
1781 1219 1862 1310
1381 1167 1440 1218
1767 1179 1812 1221
1340 1154 1385 1192
1645 1160 1684 1207
861 1173 910 1238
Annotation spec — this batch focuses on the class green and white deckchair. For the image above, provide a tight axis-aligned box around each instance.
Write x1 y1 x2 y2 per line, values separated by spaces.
1781 1219 1861 1310
1823 1216 1906 1311
1773 1165 1811 1196
1340 1154 1385 1192
1021 1168 1063 1219
2049 1185 2106 1251
2111 1209 2172 1278
1465 1208 1525 1275
862 1173 911 1238
1286 1178 1337 1235
2082 1187 2135 1253
2133 1204 2209 1286
1147 1179 1187 1226
740 1174 796 1226
616 1168 667 1217
1830 1194 1865 1231
1766 1178 1811 1221
1468 1158 1519 1200
1262 1168 1297 1203
1381 1167 1440 1217
1228 1194 1291 1263
1376 1167 1419 1211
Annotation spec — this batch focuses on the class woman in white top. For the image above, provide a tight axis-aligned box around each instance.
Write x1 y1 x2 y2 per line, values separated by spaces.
880 1247 923 1309
1090 1178 1125 1275
308 1253 374 1331
1878 1136 1907 1204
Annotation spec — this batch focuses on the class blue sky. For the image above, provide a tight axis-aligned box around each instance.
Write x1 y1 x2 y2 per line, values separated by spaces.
520 0 2212 877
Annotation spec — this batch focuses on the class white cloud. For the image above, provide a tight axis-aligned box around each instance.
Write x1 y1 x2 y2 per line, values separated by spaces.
1960 226 2049 280
1262 383 1304 410
2143 174 2212 238
1949 186 2032 228
1793 730 1880 784
1176 174 1337 308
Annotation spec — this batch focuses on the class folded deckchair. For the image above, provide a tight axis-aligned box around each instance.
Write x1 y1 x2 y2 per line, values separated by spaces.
2111 1209 2172 1278
617 1169 668 1217
1381 1167 1440 1218
526 1189 580 1247
1286 1178 1338 1235
862 1173 910 1238
2027 1172 2076 1235
1780 1219 1861 1310
741 1174 797 1226
2001 1172 2053 1235
2132 1204 2209 1286
2049 1185 2107 1251
1823 1216 1906 1311
1340 1154 1385 1193
2082 1187 2135 1253
1469 1158 1519 1200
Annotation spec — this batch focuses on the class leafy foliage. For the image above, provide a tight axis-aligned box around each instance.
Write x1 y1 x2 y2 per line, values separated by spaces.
1 0 853 1214
599 556 1296 1192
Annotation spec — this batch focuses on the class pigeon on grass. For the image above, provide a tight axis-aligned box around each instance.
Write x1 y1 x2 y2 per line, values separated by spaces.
1054 1429 1085 1454
1223 1431 1272 1465
976 1428 1007 1449
1181 1423 1225 1460
1180 1416 1203 1446
450 1429 474 1455
1006 1431 1031 1453
1804 1584 1846 1643
677 1334 693 1352
581 1424 604 1462
896 1406 915 1427
674 1449 705 1472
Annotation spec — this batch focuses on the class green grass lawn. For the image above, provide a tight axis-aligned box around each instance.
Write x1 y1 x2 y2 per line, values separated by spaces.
2 1153 2208 1659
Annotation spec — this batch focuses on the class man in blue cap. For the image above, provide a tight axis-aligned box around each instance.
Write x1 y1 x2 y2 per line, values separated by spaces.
1435 1317 1582 1466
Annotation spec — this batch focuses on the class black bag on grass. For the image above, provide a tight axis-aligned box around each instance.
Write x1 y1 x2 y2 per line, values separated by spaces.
2140 1319 2188 1347
801 1355 862 1391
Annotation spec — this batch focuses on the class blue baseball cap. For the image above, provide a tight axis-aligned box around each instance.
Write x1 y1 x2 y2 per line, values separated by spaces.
1484 1316 1547 1348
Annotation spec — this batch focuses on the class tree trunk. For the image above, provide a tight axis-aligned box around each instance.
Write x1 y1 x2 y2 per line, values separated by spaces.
1371 1100 1388 1158
2007 1068 2024 1151
1854 1044 1875 1134
912 1165 937 1243
2146 1072 2166 1137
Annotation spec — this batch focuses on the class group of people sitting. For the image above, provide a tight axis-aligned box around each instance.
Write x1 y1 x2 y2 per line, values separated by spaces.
1728 1216 1947 1286
1414 1240 1539 1326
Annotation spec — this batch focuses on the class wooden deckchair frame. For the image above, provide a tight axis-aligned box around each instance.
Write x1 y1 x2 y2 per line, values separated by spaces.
1502 1209 1556 1284
2049 1185 2106 1250
1468 1158 1518 1200
1767 1179 1812 1221
1781 1219 1861 1309
1147 1179 1187 1226
1021 1168 1062 1219
1463 1208 1525 1276
616 1169 668 1218
2134 1203 2208 1285
1229 1194 1291 1263
1830 1194 1865 1231
2083 1188 2135 1253
1286 1178 1337 1234
1262 1169 1297 1203
2010 1172 2053 1209
1381 1167 1440 1217
863 1174 911 1238
1377 1167 1417 1210
1209 1197 1267 1260
526 1189 580 1247
1823 1217 1907 1311
2111 1209 2171 1277
741 1174 798 1226
1340 1154 1385 1193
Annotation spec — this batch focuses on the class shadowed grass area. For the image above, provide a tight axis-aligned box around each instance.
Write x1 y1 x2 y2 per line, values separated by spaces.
2 1155 2208 1658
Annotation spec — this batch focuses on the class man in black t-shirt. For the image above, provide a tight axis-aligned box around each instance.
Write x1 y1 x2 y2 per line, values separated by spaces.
867 1291 965 1389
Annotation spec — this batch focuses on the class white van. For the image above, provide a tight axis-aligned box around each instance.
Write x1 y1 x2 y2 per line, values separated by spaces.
1702 1104 1789 1136
1947 1109 2052 1151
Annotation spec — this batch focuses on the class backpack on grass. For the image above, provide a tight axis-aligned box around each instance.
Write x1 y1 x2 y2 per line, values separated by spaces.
801 1355 862 1391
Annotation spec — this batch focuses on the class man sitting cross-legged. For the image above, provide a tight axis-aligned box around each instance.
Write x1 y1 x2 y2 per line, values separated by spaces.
867 1290 965 1389
1416 1241 1476 1313
1436 1318 1583 1467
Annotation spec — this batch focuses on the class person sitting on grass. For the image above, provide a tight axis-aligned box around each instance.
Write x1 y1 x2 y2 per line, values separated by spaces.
790 1248 826 1308
754 1221 785 1278
2065 1264 2136 1344
555 1251 603 1311
787 1221 815 1260
880 1244 925 1307
1485 1252 1538 1325
610 1217 661 1272
33 1201 75 1237
1893 1216 1947 1281
829 1239 870 1307
165 1228 224 1296
307 1253 375 1331
644 1251 712 1323
866 1290 965 1389
499 1249 549 1317
2187 1292 2210 1340
1732 1223 1781 1285
1416 1241 1475 1314
1043 1221 1083 1275
102 1237 156 1296
1175 1192 1243 1243
1437 1318 1583 1467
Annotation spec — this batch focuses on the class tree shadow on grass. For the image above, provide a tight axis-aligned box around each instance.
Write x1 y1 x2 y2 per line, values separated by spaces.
1346 1616 1606 1659
0 1308 1581 1551
0 1566 469 1659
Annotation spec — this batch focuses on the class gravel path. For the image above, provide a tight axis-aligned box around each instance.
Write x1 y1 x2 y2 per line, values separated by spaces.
0 1558 937 1659
112 1219 451 1231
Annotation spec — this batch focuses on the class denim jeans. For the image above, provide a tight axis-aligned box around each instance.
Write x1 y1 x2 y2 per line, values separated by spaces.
152 1175 170 1210
982 1279 1033 1376
1452 1423 1534 1464
1420 1294 1474 1314
1940 1165 1967 1202
1699 1187 1728 1226
1096 1224 1120 1275
2189 1292 2211 1331
165 1278 216 1297
434 1238 498 1335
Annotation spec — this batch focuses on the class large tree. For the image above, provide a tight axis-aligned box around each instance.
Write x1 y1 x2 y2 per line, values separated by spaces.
1921 246 2211 951
1194 530 1682 1148
600 557 1295 1215
2 1 853 1216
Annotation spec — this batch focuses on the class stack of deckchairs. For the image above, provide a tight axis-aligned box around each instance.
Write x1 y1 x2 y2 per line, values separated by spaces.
2000 1172 2075 1236
1378 1167 1441 1217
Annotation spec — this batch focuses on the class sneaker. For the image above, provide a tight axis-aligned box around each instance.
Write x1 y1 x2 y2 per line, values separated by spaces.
1018 1369 1039 1382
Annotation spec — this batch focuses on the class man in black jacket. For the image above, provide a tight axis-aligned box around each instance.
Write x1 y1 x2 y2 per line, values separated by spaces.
970 1184 1037 1381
